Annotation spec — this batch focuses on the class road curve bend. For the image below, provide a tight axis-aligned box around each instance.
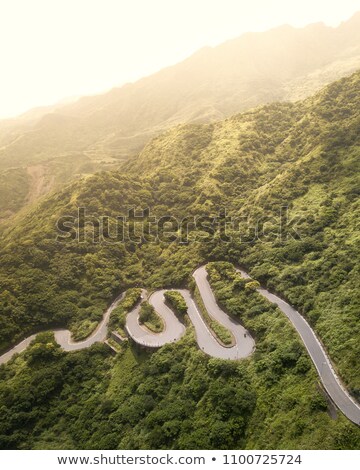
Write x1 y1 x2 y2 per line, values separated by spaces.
124 266 255 359
125 289 186 348
191 267 255 358
138 287 254 360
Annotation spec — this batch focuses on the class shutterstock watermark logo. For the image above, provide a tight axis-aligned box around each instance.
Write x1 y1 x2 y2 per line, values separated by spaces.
55 207 303 244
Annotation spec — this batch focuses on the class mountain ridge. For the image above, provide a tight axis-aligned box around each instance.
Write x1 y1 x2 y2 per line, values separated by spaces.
0 13 359 222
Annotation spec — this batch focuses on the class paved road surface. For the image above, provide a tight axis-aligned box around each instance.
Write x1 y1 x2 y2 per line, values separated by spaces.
0 334 39 365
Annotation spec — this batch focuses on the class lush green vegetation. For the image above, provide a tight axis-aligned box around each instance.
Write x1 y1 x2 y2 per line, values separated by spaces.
0 167 29 219
109 288 142 336
0 72 359 448
164 291 188 317
193 287 234 346
139 301 164 333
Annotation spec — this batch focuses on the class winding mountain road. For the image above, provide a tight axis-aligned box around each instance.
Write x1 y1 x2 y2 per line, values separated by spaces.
0 264 359 425
258 285 360 426
125 289 186 347
131 287 255 359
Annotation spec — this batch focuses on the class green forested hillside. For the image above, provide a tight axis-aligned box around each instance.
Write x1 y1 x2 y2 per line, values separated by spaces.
0 72 359 449
0 167 29 219
1 13 360 220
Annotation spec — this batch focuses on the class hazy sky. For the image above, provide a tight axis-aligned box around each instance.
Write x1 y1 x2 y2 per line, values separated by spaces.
1 0 360 119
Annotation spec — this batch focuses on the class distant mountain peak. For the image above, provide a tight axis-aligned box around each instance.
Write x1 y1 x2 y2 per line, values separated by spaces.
1 11 360 223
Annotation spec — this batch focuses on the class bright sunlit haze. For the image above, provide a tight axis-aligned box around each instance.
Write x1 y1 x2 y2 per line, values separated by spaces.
1 0 360 119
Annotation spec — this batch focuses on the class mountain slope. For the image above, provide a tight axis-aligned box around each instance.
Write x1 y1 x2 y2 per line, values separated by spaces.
1 13 360 221
3 13 360 167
